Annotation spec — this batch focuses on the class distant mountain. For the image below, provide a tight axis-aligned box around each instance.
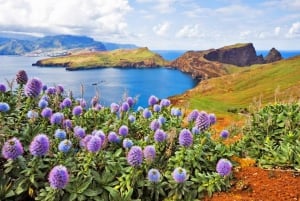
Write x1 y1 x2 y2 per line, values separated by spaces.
0 34 138 56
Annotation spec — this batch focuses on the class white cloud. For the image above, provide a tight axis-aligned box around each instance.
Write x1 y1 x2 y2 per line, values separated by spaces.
287 22 300 37
0 0 132 38
274 26 281 35
176 24 203 38
153 22 170 36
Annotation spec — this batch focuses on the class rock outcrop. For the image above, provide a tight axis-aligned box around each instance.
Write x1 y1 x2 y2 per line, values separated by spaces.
264 48 282 63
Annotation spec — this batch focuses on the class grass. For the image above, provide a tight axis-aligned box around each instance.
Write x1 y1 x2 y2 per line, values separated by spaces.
38 47 169 68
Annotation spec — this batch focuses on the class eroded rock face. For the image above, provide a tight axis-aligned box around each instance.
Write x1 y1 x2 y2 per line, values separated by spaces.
264 48 282 63
203 43 264 66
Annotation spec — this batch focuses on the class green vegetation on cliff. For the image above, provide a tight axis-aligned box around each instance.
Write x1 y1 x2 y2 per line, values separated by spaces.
34 47 169 69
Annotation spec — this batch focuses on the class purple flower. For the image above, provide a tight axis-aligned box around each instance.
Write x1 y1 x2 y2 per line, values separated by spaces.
74 126 85 138
127 146 143 167
187 109 199 122
41 95 49 102
123 138 133 149
147 169 161 183
216 159 232 177
72 105 83 116
29 134 50 156
16 70 28 85
154 129 167 142
208 113 217 125
150 119 161 131
126 97 135 107
58 140 72 153
46 87 56 95
0 102 10 112
179 129 193 147
86 135 102 153
171 108 182 117
55 85 64 95
94 130 106 143
172 167 187 183
91 96 99 107
41 107 52 118
24 78 43 98
160 98 171 107
220 130 230 139
108 132 120 143
50 112 64 125
195 111 210 131
192 127 200 135
48 165 69 189
62 98 72 108
1 137 24 160
143 108 152 119
121 102 130 112
77 98 87 108
153 104 161 112
119 125 129 136
110 102 119 113
63 119 73 129
80 134 93 148
158 116 166 124
143 145 156 162
27 110 39 119
128 115 136 123
54 129 66 140
42 84 47 91
148 95 159 106
0 84 6 93
38 99 48 109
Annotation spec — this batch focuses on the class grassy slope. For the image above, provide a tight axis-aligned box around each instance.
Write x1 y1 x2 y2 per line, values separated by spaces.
173 56 300 118
38 47 169 68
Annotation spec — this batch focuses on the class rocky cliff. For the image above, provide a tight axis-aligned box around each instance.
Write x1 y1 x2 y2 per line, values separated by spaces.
264 47 282 63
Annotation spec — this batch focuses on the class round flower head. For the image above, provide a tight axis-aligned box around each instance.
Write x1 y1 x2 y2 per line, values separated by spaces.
78 98 87 108
110 102 119 113
2 137 24 160
29 134 50 156
123 138 133 149
87 135 102 153
147 169 161 183
137 106 144 112
148 95 159 106
16 70 28 85
128 115 136 123
54 129 66 140
153 104 161 112
172 167 187 183
158 116 166 124
154 129 167 143
208 113 217 125
188 109 199 122
74 126 85 138
179 129 193 147
41 95 50 102
171 108 182 117
46 87 56 95
58 140 72 153
42 84 47 91
48 165 69 189
50 112 64 125
38 99 48 109
0 83 6 93
62 98 72 108
150 119 161 131
127 146 143 167
143 145 156 162
80 134 93 148
93 130 106 144
216 159 232 177
24 77 43 98
55 85 64 95
90 96 99 107
143 108 152 119
27 110 39 119
192 126 200 135
119 125 129 136
0 102 10 112
108 132 120 143
121 102 130 112
126 97 135 107
63 119 73 129
220 130 230 139
72 105 83 116
195 111 210 131
160 98 170 107
41 107 52 118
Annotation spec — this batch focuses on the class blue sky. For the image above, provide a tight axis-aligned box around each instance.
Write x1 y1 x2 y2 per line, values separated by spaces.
0 0 299 50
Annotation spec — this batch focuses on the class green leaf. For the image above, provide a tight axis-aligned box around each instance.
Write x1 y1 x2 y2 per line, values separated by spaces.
104 186 120 199
76 177 92 194
84 189 101 197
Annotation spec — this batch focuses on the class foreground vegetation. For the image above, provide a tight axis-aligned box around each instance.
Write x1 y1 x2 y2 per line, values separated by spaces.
1 67 299 201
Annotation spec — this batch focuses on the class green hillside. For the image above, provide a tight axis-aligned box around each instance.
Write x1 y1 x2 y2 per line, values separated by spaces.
34 47 169 69
172 56 300 117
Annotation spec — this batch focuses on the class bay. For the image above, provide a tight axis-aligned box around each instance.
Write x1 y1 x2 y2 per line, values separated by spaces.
0 56 197 108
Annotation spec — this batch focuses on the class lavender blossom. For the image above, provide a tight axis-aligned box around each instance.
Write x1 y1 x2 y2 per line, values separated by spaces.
153 104 161 112
127 146 143 167
121 102 130 112
154 129 167 143
46 87 56 95
27 110 39 119
86 135 102 153
0 102 10 112
143 145 156 162
41 107 52 118
171 108 182 117
55 85 64 95
148 95 159 106
216 159 232 177
208 113 217 125
54 129 67 140
16 70 28 85
58 140 72 153
62 98 72 108
220 130 230 139
29 134 50 156
63 119 73 129
150 119 161 131
48 165 69 189
172 167 187 183
108 132 120 143
195 111 210 131
128 115 136 123
126 97 135 107
0 84 6 93
179 129 193 147
119 125 129 136
147 169 161 183
74 126 85 138
24 78 43 98
160 98 170 107
143 108 152 119
187 109 199 122
72 105 83 116
123 138 133 149
110 102 119 113
50 112 64 125
38 99 48 109
1 137 24 160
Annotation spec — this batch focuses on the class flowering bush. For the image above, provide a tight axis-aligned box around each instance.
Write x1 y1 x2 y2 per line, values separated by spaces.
0 70 234 201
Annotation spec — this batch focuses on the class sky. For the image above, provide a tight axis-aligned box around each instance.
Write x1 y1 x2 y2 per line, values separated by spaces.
0 0 299 50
